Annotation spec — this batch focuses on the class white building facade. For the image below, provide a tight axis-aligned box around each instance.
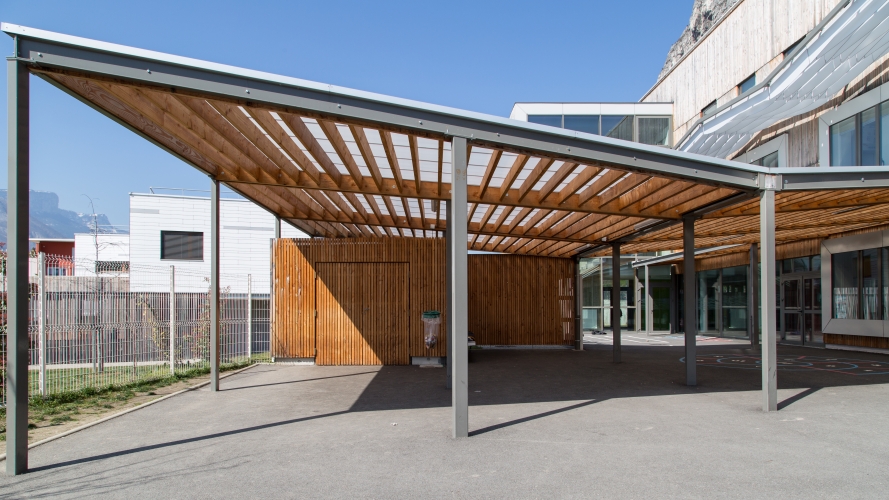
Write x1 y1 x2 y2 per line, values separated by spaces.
127 192 306 293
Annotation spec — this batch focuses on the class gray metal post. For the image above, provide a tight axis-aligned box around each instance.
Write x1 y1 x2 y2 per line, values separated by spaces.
683 216 697 386
170 265 176 375
445 201 452 389
749 243 759 347
644 265 650 334
210 178 221 391
760 190 778 411
274 216 281 239
611 242 621 363
38 252 47 396
247 274 253 360
6 56 30 476
450 137 469 438
575 257 583 350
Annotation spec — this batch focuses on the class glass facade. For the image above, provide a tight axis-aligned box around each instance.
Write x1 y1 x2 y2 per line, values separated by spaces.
579 253 826 345
739 74 756 94
831 247 889 320
829 100 889 166
526 114 670 146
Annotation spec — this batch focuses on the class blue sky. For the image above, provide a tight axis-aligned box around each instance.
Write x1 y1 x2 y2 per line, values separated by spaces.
1 0 692 226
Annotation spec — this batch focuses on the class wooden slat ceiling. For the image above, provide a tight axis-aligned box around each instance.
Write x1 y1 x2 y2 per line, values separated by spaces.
39 69 889 259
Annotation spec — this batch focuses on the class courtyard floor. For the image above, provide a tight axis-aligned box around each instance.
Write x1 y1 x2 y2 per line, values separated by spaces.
2 341 889 498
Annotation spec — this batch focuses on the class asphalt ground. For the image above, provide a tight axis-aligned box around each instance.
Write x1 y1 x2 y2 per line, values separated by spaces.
2 342 888 498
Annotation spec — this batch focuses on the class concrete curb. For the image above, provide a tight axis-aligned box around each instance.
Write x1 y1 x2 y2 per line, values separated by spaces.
0 363 259 462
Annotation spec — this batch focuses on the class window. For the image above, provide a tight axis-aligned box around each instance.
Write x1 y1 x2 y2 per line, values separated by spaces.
527 115 562 128
602 115 633 141
750 151 779 167
564 115 600 135
829 102 889 166
161 231 204 260
738 74 756 94
637 117 671 146
832 251 858 319
830 115 857 165
701 100 718 117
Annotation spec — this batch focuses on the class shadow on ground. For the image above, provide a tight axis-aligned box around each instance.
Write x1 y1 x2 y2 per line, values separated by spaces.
345 343 889 412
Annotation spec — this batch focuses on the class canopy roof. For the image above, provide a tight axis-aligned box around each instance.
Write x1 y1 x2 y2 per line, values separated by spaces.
7 23 889 259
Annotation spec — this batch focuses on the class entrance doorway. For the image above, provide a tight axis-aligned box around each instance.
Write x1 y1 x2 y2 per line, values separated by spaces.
780 273 823 346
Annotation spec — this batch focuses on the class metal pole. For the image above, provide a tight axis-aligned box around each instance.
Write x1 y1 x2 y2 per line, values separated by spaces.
274 216 281 239
247 274 253 360
450 136 469 439
611 242 621 363
6 55 30 476
210 178 220 391
270 238 276 361
445 201 452 389
38 252 47 396
760 189 778 411
749 243 759 347
170 265 176 375
645 264 650 334
683 216 697 386
575 257 583 351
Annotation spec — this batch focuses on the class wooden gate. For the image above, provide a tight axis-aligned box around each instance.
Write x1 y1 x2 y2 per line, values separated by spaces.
315 262 410 365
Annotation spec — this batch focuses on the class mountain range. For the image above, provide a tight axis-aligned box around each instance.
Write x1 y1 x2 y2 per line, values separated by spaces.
0 190 124 244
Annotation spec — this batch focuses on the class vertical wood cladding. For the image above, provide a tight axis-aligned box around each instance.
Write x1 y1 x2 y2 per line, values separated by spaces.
272 238 445 364
468 254 576 346
272 238 576 364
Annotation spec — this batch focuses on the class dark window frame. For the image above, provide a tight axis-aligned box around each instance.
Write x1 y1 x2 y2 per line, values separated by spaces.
160 230 204 261
829 102 884 166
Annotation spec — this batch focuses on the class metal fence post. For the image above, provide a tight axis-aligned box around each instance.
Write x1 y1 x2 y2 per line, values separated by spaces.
247 274 253 360
170 265 176 375
38 252 47 396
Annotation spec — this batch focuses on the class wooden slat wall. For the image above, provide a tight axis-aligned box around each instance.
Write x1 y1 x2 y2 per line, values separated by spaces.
315 263 409 365
824 334 889 349
273 238 576 364
467 254 575 346
273 237 446 364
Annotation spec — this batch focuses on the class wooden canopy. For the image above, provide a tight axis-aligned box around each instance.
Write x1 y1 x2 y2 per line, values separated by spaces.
11 23 889 261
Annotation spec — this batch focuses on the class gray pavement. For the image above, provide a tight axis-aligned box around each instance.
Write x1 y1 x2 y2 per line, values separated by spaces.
2 342 889 498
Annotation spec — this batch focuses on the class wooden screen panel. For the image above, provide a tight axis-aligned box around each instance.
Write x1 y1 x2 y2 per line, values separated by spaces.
315 263 410 365
273 238 446 361
468 254 575 346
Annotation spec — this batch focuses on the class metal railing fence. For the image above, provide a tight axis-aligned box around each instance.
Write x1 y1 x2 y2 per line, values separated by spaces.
0 253 270 405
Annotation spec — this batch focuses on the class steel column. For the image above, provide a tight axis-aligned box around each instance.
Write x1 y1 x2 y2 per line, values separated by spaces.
6 56 30 476
575 257 583 350
450 137 469 438
683 216 697 386
274 216 281 239
210 177 220 391
760 190 778 411
644 265 650 334
445 201 452 389
611 242 621 363
749 243 759 347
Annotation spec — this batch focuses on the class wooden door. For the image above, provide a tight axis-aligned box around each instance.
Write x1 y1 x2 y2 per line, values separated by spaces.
315 263 410 365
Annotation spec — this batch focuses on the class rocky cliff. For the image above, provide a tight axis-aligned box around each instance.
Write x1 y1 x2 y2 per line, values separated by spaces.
658 0 741 81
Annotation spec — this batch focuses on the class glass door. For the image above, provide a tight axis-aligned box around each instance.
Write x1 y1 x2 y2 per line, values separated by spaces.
651 285 671 332
781 277 803 343
803 277 823 345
